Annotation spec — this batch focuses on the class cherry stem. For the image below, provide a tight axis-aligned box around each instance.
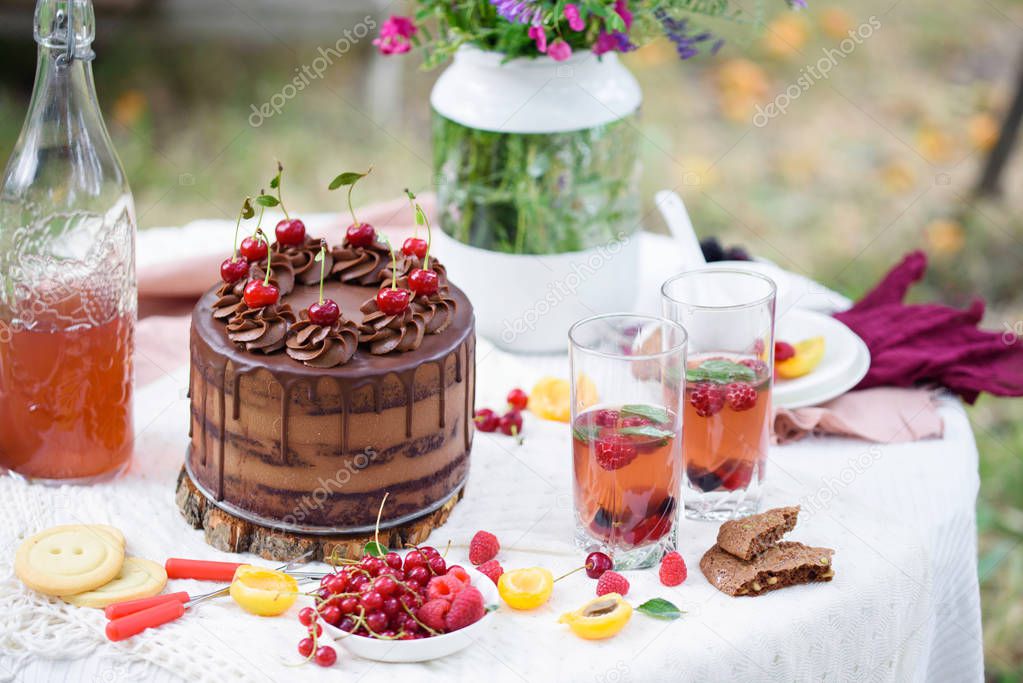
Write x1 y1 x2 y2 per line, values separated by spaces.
421 205 433 270
276 162 290 220
373 492 389 555
231 197 250 261
378 235 398 290
317 240 327 305
347 167 372 228
553 564 586 583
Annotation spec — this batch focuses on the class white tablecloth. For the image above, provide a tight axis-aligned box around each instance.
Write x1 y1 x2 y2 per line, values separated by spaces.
1 234 984 682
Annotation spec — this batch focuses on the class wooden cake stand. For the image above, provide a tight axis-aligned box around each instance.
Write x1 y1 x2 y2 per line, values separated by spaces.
175 468 465 562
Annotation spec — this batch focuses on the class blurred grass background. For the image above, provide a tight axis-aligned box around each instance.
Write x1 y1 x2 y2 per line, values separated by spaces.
0 0 1021 677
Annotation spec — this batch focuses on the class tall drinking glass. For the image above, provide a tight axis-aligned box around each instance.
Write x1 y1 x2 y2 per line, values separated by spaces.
569 314 687 569
661 270 776 521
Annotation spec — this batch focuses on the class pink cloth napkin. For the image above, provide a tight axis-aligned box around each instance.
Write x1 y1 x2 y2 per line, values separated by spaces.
773 387 944 445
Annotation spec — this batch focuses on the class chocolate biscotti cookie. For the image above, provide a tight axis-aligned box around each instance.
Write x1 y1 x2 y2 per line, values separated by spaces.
700 541 834 597
717 506 800 561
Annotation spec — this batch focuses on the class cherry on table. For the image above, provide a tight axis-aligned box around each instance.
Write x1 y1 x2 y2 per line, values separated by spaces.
499 410 523 437
308 299 340 325
346 222 376 248
220 257 249 283
275 218 306 247
243 280 280 308
408 268 439 296
474 408 499 433
376 287 411 315
239 236 268 262
506 388 528 411
402 237 428 259
585 551 613 579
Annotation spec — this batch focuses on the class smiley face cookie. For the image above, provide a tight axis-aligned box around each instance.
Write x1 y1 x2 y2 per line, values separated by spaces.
15 525 126 596
63 557 167 608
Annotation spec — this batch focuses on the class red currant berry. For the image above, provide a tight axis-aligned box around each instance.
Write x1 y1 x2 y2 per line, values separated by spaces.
320 605 342 626
385 552 403 570
365 611 388 633
403 551 426 570
420 546 440 559
239 236 268 262
323 572 348 595
374 576 397 596
406 565 429 585
499 410 523 437
220 257 249 283
297 637 315 658
473 408 499 433
381 596 400 616
298 606 317 627
585 551 613 579
375 287 411 315
346 222 376 248
428 556 446 575
308 622 322 638
339 597 359 614
408 268 439 296
360 591 384 611
314 645 337 667
242 279 280 308
307 299 340 326
275 218 306 247
337 617 355 632
402 237 428 259
506 388 528 411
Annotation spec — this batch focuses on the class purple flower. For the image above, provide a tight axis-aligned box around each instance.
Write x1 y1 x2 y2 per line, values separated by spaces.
491 0 543 25
655 9 718 60
548 39 572 61
373 15 418 55
563 4 585 31
594 30 636 55
614 0 633 30
528 24 548 53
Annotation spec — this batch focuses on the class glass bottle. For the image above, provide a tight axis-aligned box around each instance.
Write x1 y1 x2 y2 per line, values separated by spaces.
0 0 136 482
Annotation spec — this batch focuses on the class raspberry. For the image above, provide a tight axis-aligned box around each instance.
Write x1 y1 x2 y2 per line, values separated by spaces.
725 382 757 411
446 565 471 585
426 574 464 602
469 530 500 565
445 585 486 632
476 559 504 585
620 416 651 428
416 599 450 633
775 341 796 361
594 435 638 471
595 570 630 597
689 383 724 417
739 358 769 378
593 409 620 427
659 551 688 586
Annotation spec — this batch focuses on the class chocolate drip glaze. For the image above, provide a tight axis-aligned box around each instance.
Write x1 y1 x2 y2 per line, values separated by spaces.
275 236 333 287
286 314 360 368
226 303 297 353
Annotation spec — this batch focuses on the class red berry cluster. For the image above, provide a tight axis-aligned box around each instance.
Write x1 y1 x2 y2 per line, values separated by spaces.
473 388 528 443
297 545 486 664
688 381 758 417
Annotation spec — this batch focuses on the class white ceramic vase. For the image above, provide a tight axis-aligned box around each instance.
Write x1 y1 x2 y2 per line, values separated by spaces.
431 46 643 353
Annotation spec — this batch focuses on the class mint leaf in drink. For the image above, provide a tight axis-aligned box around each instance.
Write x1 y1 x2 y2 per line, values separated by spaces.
685 359 756 384
619 425 674 440
636 598 684 620
621 404 671 425
572 424 600 443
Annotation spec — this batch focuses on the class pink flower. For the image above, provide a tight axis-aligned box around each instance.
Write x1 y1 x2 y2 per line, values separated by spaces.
593 31 617 56
528 25 548 53
548 39 572 61
373 15 418 55
614 0 633 30
563 4 585 31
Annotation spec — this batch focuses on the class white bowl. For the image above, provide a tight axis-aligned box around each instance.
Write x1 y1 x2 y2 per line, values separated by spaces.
322 567 499 663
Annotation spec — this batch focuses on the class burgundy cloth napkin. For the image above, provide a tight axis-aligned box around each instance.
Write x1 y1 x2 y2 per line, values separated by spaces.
834 250 1023 404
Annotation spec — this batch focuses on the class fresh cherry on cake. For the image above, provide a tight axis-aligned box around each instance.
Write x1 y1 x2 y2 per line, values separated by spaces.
346 222 376 248
308 299 340 325
239 235 268 262
408 268 439 296
275 218 306 247
376 287 411 315
243 279 280 308
220 257 249 283
402 236 428 259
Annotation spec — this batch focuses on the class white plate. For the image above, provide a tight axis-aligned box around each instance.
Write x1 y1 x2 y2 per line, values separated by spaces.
321 567 499 663
773 309 871 409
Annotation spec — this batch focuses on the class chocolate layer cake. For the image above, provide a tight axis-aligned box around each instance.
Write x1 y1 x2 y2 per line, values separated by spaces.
187 237 475 534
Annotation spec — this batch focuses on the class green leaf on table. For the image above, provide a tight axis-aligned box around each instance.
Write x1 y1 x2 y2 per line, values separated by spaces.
363 541 388 558
329 172 367 190
636 598 684 620
685 360 755 384
621 404 671 425
255 194 280 207
572 424 600 443
619 425 674 440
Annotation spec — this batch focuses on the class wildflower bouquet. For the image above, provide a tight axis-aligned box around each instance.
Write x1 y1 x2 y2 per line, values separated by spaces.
374 1 805 68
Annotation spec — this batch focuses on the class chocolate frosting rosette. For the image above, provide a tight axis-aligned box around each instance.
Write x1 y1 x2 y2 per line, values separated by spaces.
286 314 360 368
275 235 333 287
226 303 296 353
330 237 392 286
358 295 428 354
